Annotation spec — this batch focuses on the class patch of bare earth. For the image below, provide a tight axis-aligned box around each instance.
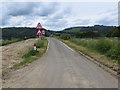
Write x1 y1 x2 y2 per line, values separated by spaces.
2 39 37 73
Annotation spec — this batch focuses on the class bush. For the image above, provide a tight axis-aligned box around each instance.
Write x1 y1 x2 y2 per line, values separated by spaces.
54 33 61 36
60 34 71 40
75 31 101 38
95 38 112 54
106 42 120 60
106 28 120 37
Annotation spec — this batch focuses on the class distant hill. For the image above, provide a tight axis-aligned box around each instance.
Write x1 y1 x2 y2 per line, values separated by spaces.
62 25 117 35
63 27 81 33
1 25 118 40
1 27 54 40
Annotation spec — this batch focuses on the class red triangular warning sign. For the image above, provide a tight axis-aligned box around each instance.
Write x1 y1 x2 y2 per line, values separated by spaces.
36 30 42 35
36 23 42 29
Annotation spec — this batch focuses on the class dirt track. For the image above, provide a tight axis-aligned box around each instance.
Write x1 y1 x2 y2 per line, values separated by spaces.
2 38 118 88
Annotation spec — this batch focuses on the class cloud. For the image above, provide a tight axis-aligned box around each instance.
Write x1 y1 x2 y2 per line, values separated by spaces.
74 19 91 25
6 2 36 16
50 6 71 20
3 2 59 17
1 2 72 30
33 2 59 16
118 2 120 25
94 8 118 25
1 2 59 25
96 16 117 25
0 2 118 30
8 16 26 26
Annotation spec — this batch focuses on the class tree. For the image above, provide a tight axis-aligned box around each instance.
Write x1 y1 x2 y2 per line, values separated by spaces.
106 27 120 37
60 34 71 40
75 31 101 38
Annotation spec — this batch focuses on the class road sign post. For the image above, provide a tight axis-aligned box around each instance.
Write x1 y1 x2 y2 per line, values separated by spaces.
36 22 45 41
36 29 42 40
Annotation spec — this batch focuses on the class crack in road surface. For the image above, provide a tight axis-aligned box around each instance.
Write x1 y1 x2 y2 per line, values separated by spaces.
3 38 118 88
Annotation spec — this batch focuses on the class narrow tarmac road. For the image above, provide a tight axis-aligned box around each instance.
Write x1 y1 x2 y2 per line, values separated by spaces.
3 38 118 88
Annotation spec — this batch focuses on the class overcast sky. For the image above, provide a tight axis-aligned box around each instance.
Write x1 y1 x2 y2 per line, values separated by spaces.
0 1 118 31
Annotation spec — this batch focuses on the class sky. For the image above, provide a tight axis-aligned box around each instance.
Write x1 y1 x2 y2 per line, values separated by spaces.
0 0 119 31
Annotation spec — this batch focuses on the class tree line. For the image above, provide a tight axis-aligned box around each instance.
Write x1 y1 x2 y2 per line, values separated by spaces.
54 26 119 40
1 27 54 40
1 25 119 40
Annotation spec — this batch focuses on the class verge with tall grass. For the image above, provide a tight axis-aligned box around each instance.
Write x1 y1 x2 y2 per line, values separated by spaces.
69 38 119 61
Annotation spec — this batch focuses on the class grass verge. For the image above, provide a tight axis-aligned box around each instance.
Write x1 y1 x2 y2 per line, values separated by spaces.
54 37 118 72
14 38 48 68
69 38 120 61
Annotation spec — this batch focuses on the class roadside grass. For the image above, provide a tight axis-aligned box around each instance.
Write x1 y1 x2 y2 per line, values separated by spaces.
0 39 23 46
69 38 120 61
14 38 48 67
55 37 119 72
36 40 44 48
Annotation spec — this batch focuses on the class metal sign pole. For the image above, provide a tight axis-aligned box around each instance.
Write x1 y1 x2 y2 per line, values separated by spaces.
39 34 41 41
36 22 45 40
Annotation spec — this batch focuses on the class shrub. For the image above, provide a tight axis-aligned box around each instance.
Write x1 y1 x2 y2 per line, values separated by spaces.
95 38 112 54
60 34 71 40
106 42 120 60
75 31 101 38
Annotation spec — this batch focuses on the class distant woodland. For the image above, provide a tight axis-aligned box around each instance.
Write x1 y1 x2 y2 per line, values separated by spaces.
1 25 119 40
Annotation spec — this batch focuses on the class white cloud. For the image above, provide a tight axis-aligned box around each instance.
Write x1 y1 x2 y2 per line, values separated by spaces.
0 2 118 30
1 0 119 2
92 8 118 26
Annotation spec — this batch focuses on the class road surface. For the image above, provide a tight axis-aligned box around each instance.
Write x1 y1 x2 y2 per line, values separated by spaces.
3 38 118 88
